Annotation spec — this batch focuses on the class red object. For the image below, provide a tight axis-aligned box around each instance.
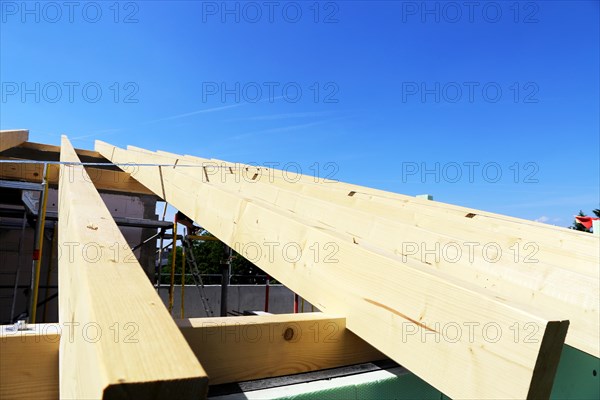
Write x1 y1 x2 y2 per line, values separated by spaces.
294 293 299 313
575 216 599 230
32 249 40 261
264 275 270 312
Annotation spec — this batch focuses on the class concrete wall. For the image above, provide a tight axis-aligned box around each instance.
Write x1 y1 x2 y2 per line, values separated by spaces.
159 285 317 318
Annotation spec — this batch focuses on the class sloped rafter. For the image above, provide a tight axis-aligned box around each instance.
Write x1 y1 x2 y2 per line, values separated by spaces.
58 136 207 399
137 147 599 358
188 152 599 279
98 140 569 400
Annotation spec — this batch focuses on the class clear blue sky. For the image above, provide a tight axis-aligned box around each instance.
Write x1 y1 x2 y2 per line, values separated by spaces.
1 0 598 226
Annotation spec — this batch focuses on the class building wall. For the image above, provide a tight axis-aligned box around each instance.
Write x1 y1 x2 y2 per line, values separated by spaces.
159 285 316 318
0 189 158 324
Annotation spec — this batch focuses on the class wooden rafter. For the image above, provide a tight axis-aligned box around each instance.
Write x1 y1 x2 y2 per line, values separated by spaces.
58 136 207 399
97 140 570 400
0 130 29 152
144 147 598 275
140 148 599 358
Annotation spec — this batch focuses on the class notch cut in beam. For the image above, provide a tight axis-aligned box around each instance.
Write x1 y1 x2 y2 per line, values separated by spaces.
58 135 207 399
177 313 386 385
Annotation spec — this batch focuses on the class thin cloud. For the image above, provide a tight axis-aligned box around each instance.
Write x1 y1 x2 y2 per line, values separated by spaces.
504 195 599 209
239 111 336 121
230 118 343 141
148 104 243 123
148 95 287 124
70 128 122 140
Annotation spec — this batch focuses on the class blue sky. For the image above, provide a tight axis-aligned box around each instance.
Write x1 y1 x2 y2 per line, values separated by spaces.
1 0 598 226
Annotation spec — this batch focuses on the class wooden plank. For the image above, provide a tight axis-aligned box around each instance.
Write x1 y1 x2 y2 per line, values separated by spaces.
0 129 29 152
132 148 600 358
58 136 207 399
19 140 103 159
199 156 600 272
0 315 383 397
148 148 600 268
144 149 598 273
0 324 59 400
2 140 105 160
177 313 385 385
98 140 570 400
0 158 154 195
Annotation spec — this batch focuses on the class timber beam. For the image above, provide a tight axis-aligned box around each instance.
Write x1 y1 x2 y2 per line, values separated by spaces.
0 158 154 196
0 324 59 400
0 130 29 152
97 140 570 400
2 140 107 162
177 313 385 385
58 135 207 399
139 147 599 358
1 314 384 397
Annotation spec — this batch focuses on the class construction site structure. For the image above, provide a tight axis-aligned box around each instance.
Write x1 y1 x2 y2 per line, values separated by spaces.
0 130 598 400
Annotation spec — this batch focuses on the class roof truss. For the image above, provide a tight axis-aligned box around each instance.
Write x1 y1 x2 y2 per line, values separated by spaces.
96 140 574 399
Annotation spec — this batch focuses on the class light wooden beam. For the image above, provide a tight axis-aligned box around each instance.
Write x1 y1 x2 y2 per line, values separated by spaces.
132 147 600 358
0 315 384 397
59 135 207 399
177 313 385 385
0 129 29 152
97 140 570 400
0 158 154 195
18 140 103 159
197 155 599 279
144 148 599 279
0 324 59 400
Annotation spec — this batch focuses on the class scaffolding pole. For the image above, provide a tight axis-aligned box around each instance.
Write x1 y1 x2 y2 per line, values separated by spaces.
156 201 169 292
28 163 49 323
180 229 186 319
168 216 177 313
